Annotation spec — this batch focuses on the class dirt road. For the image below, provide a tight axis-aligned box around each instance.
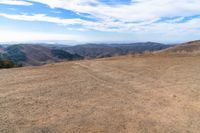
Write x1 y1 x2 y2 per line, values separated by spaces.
0 55 200 133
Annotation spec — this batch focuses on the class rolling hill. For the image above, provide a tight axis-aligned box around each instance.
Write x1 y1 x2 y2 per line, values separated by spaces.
65 42 172 58
0 45 4 53
0 44 83 66
159 40 200 54
0 42 172 66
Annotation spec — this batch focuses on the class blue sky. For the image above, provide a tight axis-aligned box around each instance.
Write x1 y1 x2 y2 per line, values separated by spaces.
0 0 200 43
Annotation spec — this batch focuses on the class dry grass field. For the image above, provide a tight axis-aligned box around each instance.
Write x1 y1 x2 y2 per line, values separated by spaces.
0 54 200 133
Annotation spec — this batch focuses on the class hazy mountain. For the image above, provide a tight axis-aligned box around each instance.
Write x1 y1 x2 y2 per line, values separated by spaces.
51 49 83 60
0 45 4 53
0 42 173 66
1 44 83 66
65 42 172 58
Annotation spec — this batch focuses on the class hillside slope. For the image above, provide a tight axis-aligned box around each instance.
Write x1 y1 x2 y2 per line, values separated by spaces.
1 42 172 65
1 45 83 66
0 54 200 133
0 45 3 53
159 40 200 54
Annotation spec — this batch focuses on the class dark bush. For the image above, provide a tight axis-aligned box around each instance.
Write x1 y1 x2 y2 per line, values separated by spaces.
0 60 15 68
0 59 23 69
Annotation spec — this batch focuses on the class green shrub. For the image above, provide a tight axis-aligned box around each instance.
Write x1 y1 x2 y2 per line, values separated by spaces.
0 60 15 68
0 59 23 69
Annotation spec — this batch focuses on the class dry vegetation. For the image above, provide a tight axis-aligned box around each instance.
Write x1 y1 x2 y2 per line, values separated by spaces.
157 40 200 55
0 53 200 133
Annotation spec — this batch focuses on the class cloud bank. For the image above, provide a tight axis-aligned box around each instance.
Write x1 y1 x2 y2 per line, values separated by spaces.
0 0 200 42
0 0 32 6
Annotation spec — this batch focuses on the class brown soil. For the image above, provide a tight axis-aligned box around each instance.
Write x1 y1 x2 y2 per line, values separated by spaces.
0 54 200 133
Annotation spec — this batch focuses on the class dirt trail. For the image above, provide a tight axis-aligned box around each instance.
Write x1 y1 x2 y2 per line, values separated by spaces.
0 55 200 133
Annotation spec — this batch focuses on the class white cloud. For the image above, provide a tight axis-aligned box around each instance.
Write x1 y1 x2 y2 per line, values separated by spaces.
0 13 125 32
1 0 200 42
0 0 32 6
0 31 85 42
20 0 200 33
0 13 82 25
1 12 200 34
1 0 200 32
28 0 200 22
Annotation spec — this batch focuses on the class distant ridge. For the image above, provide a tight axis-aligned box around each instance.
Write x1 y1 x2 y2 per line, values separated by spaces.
0 42 172 66
0 45 3 53
64 42 171 58
0 44 83 66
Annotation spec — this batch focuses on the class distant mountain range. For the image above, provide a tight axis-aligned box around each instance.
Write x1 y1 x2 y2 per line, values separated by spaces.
0 42 173 66
0 45 83 66
0 45 3 52
64 42 172 58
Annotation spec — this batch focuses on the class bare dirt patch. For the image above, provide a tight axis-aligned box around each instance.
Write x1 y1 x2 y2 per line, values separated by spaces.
0 55 200 133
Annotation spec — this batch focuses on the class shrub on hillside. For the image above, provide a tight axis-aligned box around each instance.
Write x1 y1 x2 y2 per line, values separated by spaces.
0 60 23 69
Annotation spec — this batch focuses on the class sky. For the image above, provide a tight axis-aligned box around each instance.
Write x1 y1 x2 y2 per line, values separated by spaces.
0 0 200 43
